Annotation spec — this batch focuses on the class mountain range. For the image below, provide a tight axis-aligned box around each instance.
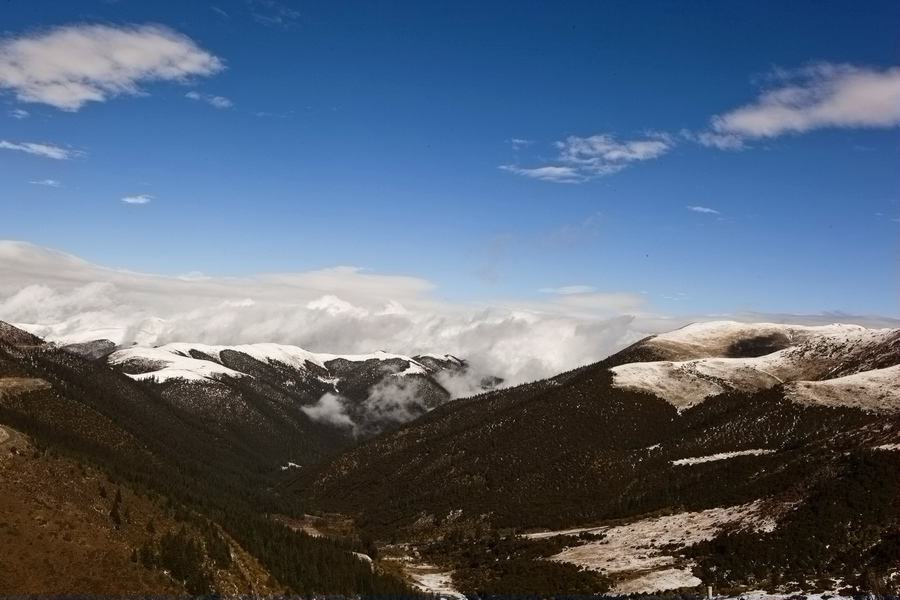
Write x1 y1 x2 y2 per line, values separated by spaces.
293 321 899 598
0 318 897 598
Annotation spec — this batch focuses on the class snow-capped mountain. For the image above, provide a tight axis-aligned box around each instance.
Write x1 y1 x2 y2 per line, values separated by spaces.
108 343 459 384
103 342 472 437
610 321 899 410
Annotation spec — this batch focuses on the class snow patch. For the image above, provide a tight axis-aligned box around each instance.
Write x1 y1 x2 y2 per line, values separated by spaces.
405 564 466 599
528 502 776 594
672 449 774 465
612 323 898 410
111 346 246 382
109 342 437 384
784 365 900 413
613 568 701 595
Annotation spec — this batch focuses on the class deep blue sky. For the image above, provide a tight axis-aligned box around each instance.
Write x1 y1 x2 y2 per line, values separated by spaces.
2 0 898 318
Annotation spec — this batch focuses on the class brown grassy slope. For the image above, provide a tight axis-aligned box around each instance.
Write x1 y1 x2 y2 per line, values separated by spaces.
0 425 279 597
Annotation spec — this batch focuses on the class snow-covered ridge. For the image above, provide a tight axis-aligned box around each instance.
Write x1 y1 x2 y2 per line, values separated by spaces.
672 449 774 466
635 321 872 362
109 342 457 383
611 321 899 411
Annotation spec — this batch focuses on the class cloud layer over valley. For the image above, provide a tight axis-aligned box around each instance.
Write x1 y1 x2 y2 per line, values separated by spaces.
1 241 896 389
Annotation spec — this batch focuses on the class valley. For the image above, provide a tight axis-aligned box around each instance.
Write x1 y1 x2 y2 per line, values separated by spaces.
0 319 897 598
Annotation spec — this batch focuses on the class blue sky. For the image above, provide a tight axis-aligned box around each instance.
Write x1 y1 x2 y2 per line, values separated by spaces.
2 0 898 327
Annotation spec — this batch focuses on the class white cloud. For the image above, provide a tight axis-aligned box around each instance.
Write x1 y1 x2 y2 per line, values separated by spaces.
558 133 671 166
301 393 356 429
9 108 29 118
539 285 597 295
250 0 301 27
186 90 233 108
536 213 601 249
507 138 534 149
122 194 153 204
0 23 224 111
0 139 76 159
0 240 665 387
209 95 233 108
687 205 720 215
30 179 61 186
498 165 583 182
703 63 900 145
502 133 673 183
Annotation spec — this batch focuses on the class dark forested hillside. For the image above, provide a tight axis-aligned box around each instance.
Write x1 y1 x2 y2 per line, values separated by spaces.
293 323 900 597
0 321 426 597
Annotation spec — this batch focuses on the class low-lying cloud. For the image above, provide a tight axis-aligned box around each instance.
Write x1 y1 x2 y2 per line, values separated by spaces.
303 376 435 436
1 241 895 389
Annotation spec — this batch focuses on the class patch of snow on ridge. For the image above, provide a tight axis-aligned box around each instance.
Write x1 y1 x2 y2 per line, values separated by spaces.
611 323 897 410
111 346 245 382
404 563 466 599
874 443 900 451
109 342 439 383
613 568 701 595
529 502 775 594
784 365 900 413
672 449 774 465
642 321 859 361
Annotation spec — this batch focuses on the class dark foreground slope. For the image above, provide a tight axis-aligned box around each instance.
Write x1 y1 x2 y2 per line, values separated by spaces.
293 322 900 597
0 321 424 597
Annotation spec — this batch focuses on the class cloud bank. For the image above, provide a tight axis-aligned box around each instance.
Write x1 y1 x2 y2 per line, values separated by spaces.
0 241 659 386
0 24 223 111
1 241 895 389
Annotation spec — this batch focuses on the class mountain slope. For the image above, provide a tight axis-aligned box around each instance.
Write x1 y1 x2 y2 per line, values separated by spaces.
292 321 900 597
0 321 428 597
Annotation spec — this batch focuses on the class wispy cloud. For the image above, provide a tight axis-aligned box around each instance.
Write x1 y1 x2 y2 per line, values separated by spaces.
506 138 534 150
186 90 233 108
687 205 720 215
498 164 582 183
0 139 77 160
209 95 232 108
9 108 29 119
0 24 223 111
30 179 61 186
502 133 673 182
539 285 597 295
121 194 153 204
700 63 900 147
536 213 601 248
249 0 300 27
